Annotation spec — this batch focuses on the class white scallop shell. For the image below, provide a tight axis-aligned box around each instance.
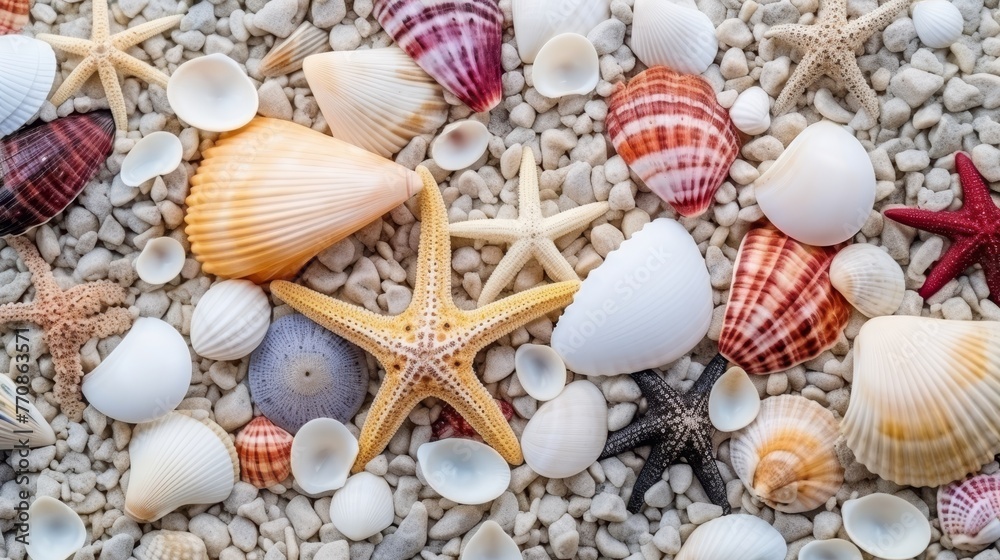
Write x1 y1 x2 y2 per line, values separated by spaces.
417 439 511 505
829 244 905 318
82 317 192 424
121 131 183 187
551 218 712 376
511 0 611 63
532 33 599 99
708 366 760 432
675 514 787 560
913 0 964 48
461 520 521 560
431 120 491 171
520 381 608 479
515 344 566 402
798 539 863 560
630 0 719 75
125 411 238 523
755 121 876 246
0 36 56 136
135 237 186 285
730 86 771 136
329 472 395 540
0 373 56 449
167 54 258 133
842 494 931 560
290 418 358 495
25 497 87 560
191 279 271 362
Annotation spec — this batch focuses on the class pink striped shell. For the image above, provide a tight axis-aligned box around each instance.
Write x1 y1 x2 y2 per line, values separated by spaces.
938 474 1000 552
0 0 28 35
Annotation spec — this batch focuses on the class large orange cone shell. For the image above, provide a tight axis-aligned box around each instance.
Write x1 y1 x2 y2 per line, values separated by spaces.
606 66 740 217
186 117 423 283
235 416 293 488
719 226 850 374
0 0 28 35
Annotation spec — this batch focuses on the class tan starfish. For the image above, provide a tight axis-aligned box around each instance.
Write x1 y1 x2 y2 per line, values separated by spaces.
449 149 609 306
37 0 183 131
764 0 911 119
270 167 579 472
0 236 133 421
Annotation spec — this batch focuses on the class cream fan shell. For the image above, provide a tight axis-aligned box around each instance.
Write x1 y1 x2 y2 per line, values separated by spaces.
259 21 330 78
329 472 394 540
842 493 931 559
515 344 566 402
461 520 521 560
417 439 511 505
25 497 87 560
290 418 358 495
675 514 787 560
135 237 186 285
0 36 56 136
913 0 964 48
520 381 608 479
730 86 771 135
120 131 183 187
430 120 490 171
798 539 863 560
191 279 271 361
630 0 719 75
167 54 257 133
708 366 760 432
531 33 600 99
1 373 56 449
511 0 610 63
829 243 905 317
135 531 209 560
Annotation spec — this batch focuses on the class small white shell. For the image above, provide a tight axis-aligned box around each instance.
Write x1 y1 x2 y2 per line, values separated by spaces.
167 54 258 133
1 373 56 449
329 472 394 540
676 514 787 560
120 131 183 187
842 494 932 560
191 279 271 361
730 86 771 135
135 237 186 285
135 531 209 560
417 439 511 505
515 344 566 402
829 244 905 318
25 497 87 560
913 0 964 48
630 0 719 75
532 33 599 99
82 317 192 424
0 36 56 136
290 418 358 495
461 520 521 560
798 539 863 560
521 381 608 479
431 120 490 171
511 0 610 63
708 366 760 432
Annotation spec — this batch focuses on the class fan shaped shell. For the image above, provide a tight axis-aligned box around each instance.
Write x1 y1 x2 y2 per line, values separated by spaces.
675 514 787 560
630 0 718 75
260 21 330 78
521 381 608 479
511 0 610 63
191 279 271 362
938 474 1000 551
0 373 56 449
236 416 293 489
329 472 395 540
913 0 964 48
0 0 28 35
0 36 56 136
135 531 210 560
829 243 905 318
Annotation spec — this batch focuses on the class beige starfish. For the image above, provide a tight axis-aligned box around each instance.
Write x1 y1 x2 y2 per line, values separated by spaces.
449 149 609 306
764 0 911 119
37 0 183 131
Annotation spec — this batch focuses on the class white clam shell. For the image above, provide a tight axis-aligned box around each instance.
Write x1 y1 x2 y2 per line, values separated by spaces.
551 219 712 376
511 0 610 63
191 279 271 361
532 33 599 98
431 120 490 171
290 418 358 495
135 237 186 285
798 539 863 560
730 86 771 135
329 472 395 540
829 244 905 318
167 54 258 133
842 494 931 559
417 439 511 505
515 344 566 401
521 381 608 479
676 514 787 560
1 373 56 449
913 0 964 48
461 520 521 560
630 0 719 75
120 131 183 187
755 121 876 246
82 317 191 424
708 366 760 432
0 36 56 136
25 497 87 560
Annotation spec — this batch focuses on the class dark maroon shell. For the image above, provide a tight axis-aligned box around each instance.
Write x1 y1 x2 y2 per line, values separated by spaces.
0 111 115 237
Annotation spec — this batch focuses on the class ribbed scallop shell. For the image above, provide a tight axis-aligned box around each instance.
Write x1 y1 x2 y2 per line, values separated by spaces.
938 474 1000 551
729 86 771 136
731 395 844 513
1 373 56 449
185 117 422 283
675 514 787 560
843 316 1000 487
135 531 209 560
511 0 610 63
829 244 905 318
0 36 56 136
606 66 740 217
373 0 503 113
913 0 964 48
329 472 395 541
191 279 271 361
259 22 330 78
719 226 850 374
630 0 718 75
0 0 29 35
235 417 293 489
303 47 448 158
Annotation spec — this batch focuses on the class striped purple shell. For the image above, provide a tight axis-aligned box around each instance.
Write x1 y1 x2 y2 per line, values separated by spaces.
938 473 1000 552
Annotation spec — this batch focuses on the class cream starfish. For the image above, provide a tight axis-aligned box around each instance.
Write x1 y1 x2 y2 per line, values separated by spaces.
450 149 609 306
37 0 183 130
764 0 911 119
270 167 579 472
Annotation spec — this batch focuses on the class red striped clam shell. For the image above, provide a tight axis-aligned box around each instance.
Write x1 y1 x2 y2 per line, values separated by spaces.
235 416 293 489
0 0 28 35
606 66 740 217
938 474 1000 552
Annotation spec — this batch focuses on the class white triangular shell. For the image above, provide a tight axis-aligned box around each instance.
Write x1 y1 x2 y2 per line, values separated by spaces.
461 520 521 560
135 237 186 285
937 474 1000 552
0 35 56 136
708 366 759 432
551 219 712 376
259 21 330 78
515 344 566 402
430 120 490 171
417 439 511 505
913 0 964 48
135 531 210 560
842 494 931 559
511 0 611 63
730 86 771 136
329 472 394 540
798 539 863 560
0 373 56 449
843 316 1000 487
125 411 239 523
531 33 600 99
521 381 608 479
25 497 87 560
829 243 905 318
630 0 719 75
290 418 358 495
675 514 786 560
191 279 271 362
121 132 183 188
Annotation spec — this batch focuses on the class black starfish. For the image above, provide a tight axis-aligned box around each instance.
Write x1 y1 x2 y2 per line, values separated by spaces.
601 354 731 514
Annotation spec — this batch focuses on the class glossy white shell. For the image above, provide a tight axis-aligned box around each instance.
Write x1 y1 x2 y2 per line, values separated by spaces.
511 0 610 63
913 0 964 48
829 244 905 318
551 219 712 376
842 494 931 559
191 279 271 361
730 86 771 135
755 121 876 246
167 54 258 132
0 36 56 136
521 381 608 479
675 514 787 560
431 120 490 171
532 33 599 98
708 366 760 432
417 439 511 505
120 132 183 187
515 344 566 401
290 418 358 495
461 520 521 560
0 373 56 449
630 0 719 75
82 317 191 424
329 472 394 540
798 539 863 560
25 497 87 560
135 237 186 285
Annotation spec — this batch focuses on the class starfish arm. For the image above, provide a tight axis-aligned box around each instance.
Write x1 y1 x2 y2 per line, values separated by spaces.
955 152 997 212
4 237 62 299
97 60 129 132
542 201 610 239
412 168 455 306
600 417 661 458
532 239 578 283
477 238 535 306
849 0 911 36
630 369 672 397
91 0 110 42
883 207 978 236
627 440 682 513
517 150 543 221
763 24 816 51
772 49 825 115
688 444 732 514
464 280 579 350
918 236 982 298
108 49 170 88
47 337 87 421
819 0 846 21
829 50 880 118
35 34 94 57
47 56 99 107
111 14 183 50
352 382 427 473
77 308 134 340
980 246 1000 301
448 219 524 245
438 366 523 466
692 354 730 394
65 282 129 314
0 302 41 325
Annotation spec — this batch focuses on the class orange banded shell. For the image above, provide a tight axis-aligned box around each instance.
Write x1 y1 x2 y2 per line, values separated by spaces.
235 416 293 488
0 0 28 35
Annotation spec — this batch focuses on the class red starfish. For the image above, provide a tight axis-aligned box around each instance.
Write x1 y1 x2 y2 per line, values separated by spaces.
883 152 1000 302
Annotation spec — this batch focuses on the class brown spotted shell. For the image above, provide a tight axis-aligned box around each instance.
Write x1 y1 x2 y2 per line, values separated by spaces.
236 416 293 488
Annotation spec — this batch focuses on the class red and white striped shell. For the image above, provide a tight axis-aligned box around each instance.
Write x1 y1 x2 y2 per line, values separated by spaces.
235 417 293 489
606 66 740 217
719 226 850 374
938 474 1000 552
0 0 28 35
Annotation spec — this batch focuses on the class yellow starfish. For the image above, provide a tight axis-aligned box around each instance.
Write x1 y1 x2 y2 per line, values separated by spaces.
37 0 183 131
450 149 609 306
271 167 579 472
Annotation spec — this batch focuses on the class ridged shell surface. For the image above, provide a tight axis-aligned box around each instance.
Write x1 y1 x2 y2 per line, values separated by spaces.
843 316 1000 487
373 0 503 113
675 514 787 560
720 226 850 374
1 373 56 449
938 474 1000 551
913 0 964 48
329 472 395 540
630 0 718 74
731 395 844 513
259 22 330 77
236 416 293 489
551 219 712 376
511 0 610 63
829 243 905 318
191 279 271 361
303 47 448 158
0 0 28 35
606 66 740 217
729 86 771 135
0 36 56 136
520 381 608 479
185 117 422 283
135 531 210 560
